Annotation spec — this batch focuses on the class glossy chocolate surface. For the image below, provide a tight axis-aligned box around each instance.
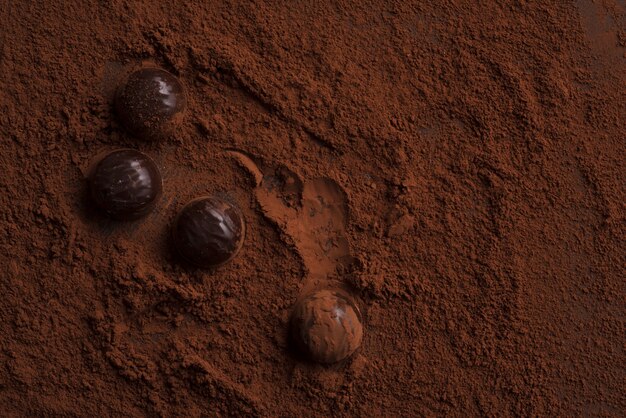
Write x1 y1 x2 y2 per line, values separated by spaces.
115 67 186 139
290 289 363 364
172 197 245 267
89 149 162 220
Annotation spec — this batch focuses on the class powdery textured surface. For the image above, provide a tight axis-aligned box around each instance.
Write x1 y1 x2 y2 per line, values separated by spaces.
0 1 624 416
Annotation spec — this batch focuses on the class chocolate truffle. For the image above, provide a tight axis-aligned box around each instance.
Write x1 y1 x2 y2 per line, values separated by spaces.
172 197 245 267
290 289 363 364
115 66 186 139
89 149 162 220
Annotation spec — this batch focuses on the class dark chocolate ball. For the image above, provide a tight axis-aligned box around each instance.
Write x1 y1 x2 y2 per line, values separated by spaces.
290 289 363 364
115 67 186 140
172 197 245 267
89 149 162 220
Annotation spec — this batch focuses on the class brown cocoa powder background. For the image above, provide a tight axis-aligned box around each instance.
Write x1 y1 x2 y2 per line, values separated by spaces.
1 1 625 417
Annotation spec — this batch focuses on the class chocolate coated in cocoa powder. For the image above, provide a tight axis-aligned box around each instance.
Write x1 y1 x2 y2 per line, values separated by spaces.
290 289 363 364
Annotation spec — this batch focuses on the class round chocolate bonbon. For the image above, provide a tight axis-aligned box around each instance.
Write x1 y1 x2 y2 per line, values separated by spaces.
115 66 186 139
290 289 363 364
89 149 162 220
172 196 245 267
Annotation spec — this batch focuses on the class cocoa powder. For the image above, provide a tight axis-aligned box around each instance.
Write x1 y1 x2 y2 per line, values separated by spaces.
0 1 624 416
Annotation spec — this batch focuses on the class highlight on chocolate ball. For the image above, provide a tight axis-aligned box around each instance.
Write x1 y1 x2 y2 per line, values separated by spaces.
290 289 364 364
88 149 162 220
114 66 187 140
171 196 246 268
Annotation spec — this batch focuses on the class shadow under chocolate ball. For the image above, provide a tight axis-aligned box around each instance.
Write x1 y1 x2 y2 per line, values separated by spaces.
115 66 186 140
88 149 162 220
172 196 246 268
290 289 363 364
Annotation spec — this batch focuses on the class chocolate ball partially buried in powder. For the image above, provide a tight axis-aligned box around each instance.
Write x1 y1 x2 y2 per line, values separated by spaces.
89 149 162 220
290 289 363 364
172 197 246 267
115 66 186 140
